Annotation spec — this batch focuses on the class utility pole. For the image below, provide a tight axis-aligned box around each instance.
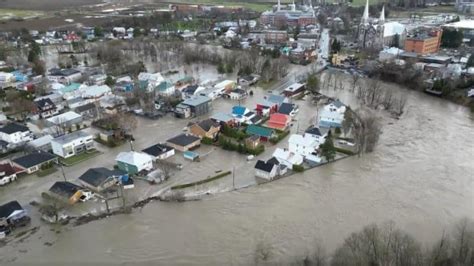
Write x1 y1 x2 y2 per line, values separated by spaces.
232 166 235 190
60 163 67 182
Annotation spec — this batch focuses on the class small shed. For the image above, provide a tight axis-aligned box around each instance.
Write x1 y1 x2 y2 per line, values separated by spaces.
183 151 200 161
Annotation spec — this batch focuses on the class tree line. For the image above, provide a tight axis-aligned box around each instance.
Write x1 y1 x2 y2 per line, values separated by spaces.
254 218 474 266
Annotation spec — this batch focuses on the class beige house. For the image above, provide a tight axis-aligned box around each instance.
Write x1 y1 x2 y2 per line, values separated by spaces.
189 119 221 140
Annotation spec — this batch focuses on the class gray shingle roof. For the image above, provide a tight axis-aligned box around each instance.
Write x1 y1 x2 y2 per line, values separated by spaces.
12 152 56 168
0 123 30 134
166 134 200 147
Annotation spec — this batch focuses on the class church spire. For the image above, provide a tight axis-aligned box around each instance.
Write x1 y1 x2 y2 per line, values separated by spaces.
379 5 385 22
277 0 281 11
362 0 369 23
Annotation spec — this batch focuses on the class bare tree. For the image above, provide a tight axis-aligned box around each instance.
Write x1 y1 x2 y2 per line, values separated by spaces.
392 94 407 117
352 109 382 154
155 159 174 181
332 222 423 266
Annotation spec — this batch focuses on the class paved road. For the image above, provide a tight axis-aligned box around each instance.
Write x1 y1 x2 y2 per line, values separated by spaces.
270 28 330 93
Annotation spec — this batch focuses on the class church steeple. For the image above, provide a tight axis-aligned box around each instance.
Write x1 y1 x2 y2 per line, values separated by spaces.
362 0 369 24
379 5 385 22
277 0 281 11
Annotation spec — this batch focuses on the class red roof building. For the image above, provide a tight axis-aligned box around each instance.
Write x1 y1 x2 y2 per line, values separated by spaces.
267 113 290 131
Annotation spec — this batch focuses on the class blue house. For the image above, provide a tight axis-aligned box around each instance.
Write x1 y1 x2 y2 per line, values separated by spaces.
11 71 28 82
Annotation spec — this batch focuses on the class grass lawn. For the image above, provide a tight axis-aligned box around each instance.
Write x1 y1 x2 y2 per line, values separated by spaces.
36 167 58 178
60 150 101 166
0 9 44 20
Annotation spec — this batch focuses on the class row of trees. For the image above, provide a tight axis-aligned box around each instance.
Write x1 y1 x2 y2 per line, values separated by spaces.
254 218 474 266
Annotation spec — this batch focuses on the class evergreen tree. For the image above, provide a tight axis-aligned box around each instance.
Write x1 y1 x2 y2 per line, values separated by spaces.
320 135 336 161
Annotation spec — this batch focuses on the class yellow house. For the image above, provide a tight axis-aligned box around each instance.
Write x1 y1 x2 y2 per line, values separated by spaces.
189 119 221 140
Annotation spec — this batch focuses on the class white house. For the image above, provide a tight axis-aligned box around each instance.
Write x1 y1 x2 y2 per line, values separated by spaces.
288 134 320 157
116 151 154 174
51 130 94 158
272 148 304 169
138 72 165 92
47 68 82 84
0 162 19 186
0 123 33 145
80 84 112 99
141 143 175 160
254 159 278 180
318 100 346 128
304 126 329 144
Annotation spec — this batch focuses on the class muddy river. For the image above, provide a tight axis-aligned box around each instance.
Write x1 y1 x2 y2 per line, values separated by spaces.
1 75 473 264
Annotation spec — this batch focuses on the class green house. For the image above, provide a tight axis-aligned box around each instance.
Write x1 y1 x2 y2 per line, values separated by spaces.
246 125 275 141
115 151 153 175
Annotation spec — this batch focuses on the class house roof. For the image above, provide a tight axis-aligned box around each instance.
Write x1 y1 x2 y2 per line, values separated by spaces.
246 125 274 137
269 113 290 124
47 111 82 125
156 81 174 92
0 201 24 219
12 152 56 168
78 167 125 187
273 148 304 165
81 85 111 98
254 160 276 173
210 112 235 123
75 102 96 113
305 126 322 136
28 135 53 148
49 181 82 199
267 94 286 106
289 134 319 147
278 103 295 115
0 123 30 134
35 98 55 110
142 143 174 157
332 100 344 108
182 85 199 94
51 130 91 145
0 163 20 177
196 119 220 132
116 152 153 166
232 106 248 116
267 157 280 165
182 95 211 107
167 134 200 147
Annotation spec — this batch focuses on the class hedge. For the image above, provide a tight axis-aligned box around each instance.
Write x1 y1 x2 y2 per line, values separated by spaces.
170 171 232 190
292 164 305 172
269 130 290 144
201 137 214 145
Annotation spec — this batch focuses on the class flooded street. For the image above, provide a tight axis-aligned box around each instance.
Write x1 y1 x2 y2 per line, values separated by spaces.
1 78 473 264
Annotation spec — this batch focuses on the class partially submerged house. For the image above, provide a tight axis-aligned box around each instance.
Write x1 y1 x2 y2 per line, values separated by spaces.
115 151 154 175
246 125 275 141
166 134 201 152
0 201 29 236
51 130 94 158
254 157 287 181
175 95 212 118
48 181 84 204
288 134 322 165
78 167 126 192
318 100 346 128
0 163 21 186
282 83 305 97
278 103 298 117
272 148 304 169
142 143 175 160
189 119 221 140
11 152 57 174
267 113 291 131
